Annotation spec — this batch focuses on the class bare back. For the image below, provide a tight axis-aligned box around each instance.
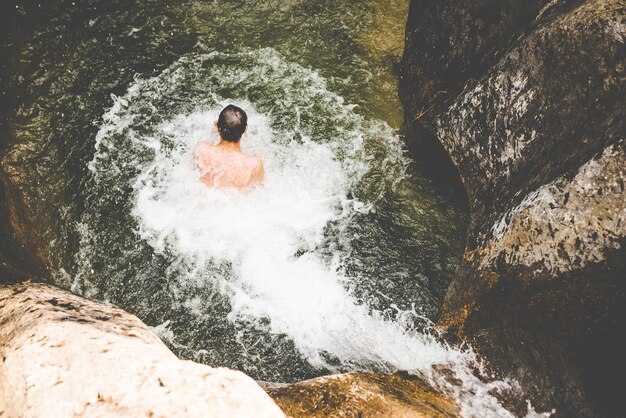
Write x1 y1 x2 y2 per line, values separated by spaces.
194 141 264 190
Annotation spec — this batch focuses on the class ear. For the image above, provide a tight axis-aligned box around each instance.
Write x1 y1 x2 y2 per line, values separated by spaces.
213 120 218 128
244 125 249 134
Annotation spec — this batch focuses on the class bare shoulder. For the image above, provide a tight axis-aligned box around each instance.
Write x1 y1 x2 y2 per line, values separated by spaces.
194 141 218 160
247 154 264 169
247 154 264 182
195 141 216 152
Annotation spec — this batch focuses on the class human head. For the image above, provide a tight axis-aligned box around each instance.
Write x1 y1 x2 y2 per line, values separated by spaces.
217 104 248 142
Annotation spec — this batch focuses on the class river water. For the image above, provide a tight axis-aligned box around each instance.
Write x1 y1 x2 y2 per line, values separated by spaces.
1 1 539 416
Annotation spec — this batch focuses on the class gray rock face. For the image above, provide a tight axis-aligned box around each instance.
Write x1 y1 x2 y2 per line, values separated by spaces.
0 282 286 418
401 0 551 121
401 0 625 416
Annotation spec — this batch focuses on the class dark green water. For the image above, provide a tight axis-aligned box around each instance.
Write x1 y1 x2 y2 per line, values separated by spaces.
1 0 468 383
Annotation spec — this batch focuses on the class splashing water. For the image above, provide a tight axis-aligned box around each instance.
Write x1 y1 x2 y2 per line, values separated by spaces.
68 48 551 416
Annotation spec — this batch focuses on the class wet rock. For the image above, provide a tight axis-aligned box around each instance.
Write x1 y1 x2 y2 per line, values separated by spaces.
399 0 552 178
0 169 49 283
263 372 460 418
401 0 625 416
467 327 593 417
0 281 285 418
400 0 551 121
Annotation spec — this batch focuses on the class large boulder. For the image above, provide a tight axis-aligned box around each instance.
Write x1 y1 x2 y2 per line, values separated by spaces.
401 0 625 416
0 281 285 418
264 372 460 418
399 0 552 175
400 0 551 121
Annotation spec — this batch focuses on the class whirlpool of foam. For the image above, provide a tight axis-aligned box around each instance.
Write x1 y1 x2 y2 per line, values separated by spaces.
77 48 546 417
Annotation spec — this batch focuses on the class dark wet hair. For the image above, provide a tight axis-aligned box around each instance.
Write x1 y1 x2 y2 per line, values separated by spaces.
217 104 248 142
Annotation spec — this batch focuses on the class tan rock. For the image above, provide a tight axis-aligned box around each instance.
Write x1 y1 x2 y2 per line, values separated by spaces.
264 372 460 418
0 281 285 418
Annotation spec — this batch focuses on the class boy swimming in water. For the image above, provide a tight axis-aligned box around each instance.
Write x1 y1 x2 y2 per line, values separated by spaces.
193 105 265 190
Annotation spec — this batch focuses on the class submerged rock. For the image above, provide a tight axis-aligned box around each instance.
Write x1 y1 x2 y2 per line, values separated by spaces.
0 281 285 418
0 170 49 283
264 372 460 418
401 0 625 416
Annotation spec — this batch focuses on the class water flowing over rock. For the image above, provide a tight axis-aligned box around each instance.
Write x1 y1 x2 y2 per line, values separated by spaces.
0 282 285 418
401 0 625 416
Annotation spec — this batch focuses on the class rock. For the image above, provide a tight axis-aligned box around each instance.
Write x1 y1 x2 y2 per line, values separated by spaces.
399 0 552 179
401 0 625 416
0 281 458 417
0 281 285 418
466 327 593 417
263 372 460 418
0 170 49 283
400 0 551 121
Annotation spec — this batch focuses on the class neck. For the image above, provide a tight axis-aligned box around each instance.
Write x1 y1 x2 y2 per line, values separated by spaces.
218 139 241 150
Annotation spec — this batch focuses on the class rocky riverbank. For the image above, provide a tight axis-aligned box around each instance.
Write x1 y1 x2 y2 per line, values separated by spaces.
0 281 460 417
400 0 625 416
